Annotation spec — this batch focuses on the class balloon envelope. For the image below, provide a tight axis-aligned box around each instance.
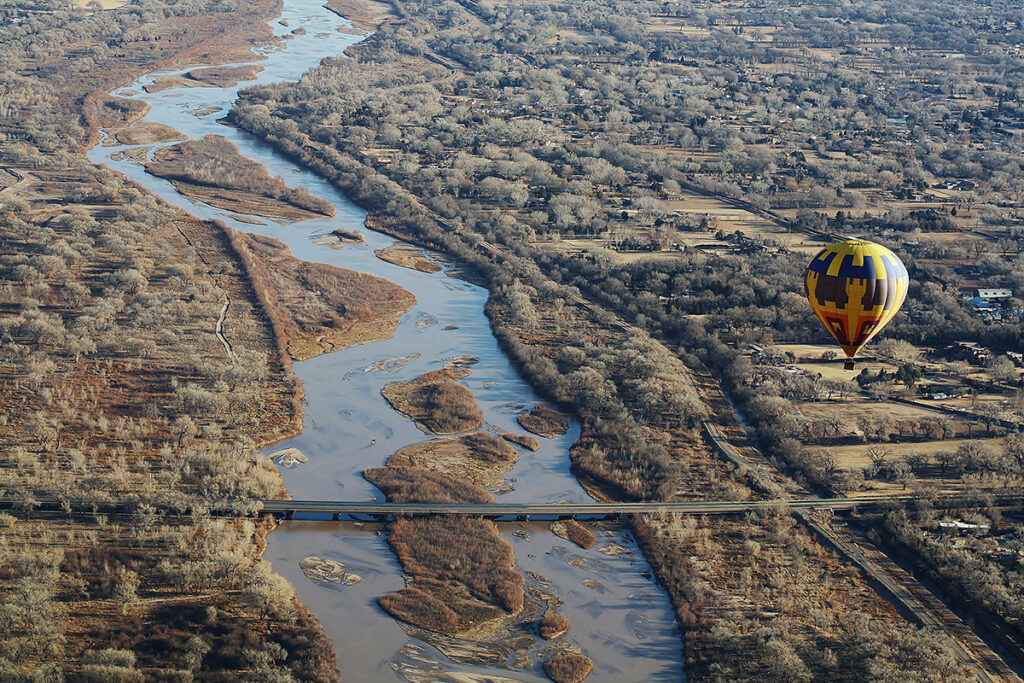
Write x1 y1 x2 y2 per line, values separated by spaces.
804 239 908 358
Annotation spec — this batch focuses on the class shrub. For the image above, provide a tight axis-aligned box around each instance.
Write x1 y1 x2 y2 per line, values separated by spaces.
538 612 571 639
543 653 594 683
378 588 459 633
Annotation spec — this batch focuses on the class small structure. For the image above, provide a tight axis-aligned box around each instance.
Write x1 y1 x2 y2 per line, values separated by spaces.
946 341 992 365
976 288 1012 300
938 520 990 534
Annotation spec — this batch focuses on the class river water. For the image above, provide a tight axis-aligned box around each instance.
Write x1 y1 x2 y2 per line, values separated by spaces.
87 1 684 679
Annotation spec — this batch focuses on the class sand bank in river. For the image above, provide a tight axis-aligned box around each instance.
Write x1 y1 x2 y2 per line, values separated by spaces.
323 0 396 31
144 64 265 93
382 366 483 434
113 121 186 145
387 431 517 488
145 135 335 222
517 405 570 438
227 231 416 360
375 242 442 273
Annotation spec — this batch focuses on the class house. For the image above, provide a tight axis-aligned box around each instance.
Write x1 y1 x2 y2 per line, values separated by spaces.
976 288 1012 300
938 521 990 534
946 341 992 365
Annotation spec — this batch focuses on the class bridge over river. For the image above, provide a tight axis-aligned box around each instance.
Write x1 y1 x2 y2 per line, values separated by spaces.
258 492 1021 520
2 493 1018 520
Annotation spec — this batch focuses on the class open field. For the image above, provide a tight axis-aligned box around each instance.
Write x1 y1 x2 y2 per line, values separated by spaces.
797 400 960 425
663 191 829 254
545 237 685 265
825 437 1006 469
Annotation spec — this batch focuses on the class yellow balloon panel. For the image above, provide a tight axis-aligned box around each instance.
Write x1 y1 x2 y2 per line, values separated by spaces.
804 240 908 358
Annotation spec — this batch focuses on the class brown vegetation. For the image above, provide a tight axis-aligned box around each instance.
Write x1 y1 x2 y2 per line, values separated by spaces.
517 406 569 438
386 431 517 487
0 0 349 675
543 653 594 683
364 466 494 503
368 403 523 636
332 227 364 242
538 611 571 640
227 231 416 360
113 122 186 146
222 0 1024 675
187 64 264 87
145 65 265 92
382 366 483 433
635 511 975 680
501 431 541 451
375 243 442 273
145 136 334 221
367 455 524 637
92 96 150 129
549 520 596 550
323 0 396 31
380 516 525 635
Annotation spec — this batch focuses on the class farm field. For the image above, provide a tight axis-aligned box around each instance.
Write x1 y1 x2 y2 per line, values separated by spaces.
825 437 1005 471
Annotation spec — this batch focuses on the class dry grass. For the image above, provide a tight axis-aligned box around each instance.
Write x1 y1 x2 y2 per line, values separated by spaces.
549 520 596 549
375 243 442 273
364 466 495 503
543 652 594 683
797 401 945 423
827 437 1005 469
386 432 517 487
517 406 569 438
323 0 398 30
378 587 462 633
501 431 541 451
145 136 334 221
113 122 186 146
76 0 131 9
635 512 974 680
382 366 483 434
228 230 416 360
379 516 525 635
186 64 264 87
538 611 571 640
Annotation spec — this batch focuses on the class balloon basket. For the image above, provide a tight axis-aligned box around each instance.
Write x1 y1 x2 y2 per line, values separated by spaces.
844 360 855 371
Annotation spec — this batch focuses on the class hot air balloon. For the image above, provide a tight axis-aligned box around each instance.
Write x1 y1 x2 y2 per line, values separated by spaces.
804 239 908 369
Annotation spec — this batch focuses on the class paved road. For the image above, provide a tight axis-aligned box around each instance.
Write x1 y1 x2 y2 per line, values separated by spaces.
256 493 1023 518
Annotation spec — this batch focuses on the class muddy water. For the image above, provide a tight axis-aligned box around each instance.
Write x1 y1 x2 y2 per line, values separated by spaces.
87 1 684 679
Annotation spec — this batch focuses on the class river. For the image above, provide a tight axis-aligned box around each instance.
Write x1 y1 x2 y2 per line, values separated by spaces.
86 1 684 680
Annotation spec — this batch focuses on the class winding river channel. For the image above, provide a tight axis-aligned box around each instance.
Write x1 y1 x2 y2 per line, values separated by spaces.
87 1 684 679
